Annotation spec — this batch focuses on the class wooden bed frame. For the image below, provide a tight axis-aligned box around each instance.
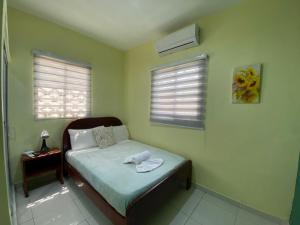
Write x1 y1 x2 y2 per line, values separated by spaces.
62 117 192 225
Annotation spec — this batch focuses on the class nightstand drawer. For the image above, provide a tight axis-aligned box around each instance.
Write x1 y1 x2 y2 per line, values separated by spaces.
23 154 61 176
21 148 64 197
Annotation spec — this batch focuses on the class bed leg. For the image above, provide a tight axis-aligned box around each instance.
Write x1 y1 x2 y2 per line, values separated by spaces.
126 208 138 225
186 177 192 190
63 163 69 178
126 215 136 225
186 160 192 190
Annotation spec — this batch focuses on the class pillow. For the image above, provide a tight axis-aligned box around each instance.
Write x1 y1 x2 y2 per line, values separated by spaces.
112 125 129 143
93 126 115 149
68 128 97 150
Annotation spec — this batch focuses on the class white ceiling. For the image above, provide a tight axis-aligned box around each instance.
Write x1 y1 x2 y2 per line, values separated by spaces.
8 0 240 50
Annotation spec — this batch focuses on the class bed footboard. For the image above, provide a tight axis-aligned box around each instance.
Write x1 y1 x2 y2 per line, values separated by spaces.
66 160 192 225
125 160 192 225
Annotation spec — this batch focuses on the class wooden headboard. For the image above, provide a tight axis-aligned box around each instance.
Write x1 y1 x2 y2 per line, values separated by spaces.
62 117 122 155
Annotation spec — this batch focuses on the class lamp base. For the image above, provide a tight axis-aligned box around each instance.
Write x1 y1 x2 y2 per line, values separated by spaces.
40 139 49 152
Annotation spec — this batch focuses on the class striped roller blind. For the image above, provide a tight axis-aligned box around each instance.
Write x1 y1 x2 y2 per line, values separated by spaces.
34 53 91 119
150 56 208 128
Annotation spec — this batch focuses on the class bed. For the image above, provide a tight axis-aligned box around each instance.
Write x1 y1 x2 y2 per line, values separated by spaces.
62 117 192 225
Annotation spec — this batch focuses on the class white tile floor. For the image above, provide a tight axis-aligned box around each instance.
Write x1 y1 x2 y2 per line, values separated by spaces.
16 179 281 225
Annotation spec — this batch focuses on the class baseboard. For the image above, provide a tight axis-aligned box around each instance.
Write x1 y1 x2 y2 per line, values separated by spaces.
193 183 289 225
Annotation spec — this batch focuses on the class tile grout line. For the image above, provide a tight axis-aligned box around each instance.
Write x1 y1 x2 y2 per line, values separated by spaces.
30 207 34 223
72 195 90 221
194 183 285 225
69 186 94 224
183 190 207 225
233 207 241 225
17 202 34 225
79 218 90 225
21 199 34 225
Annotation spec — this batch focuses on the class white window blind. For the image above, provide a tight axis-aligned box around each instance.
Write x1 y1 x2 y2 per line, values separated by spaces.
34 53 91 119
150 56 208 128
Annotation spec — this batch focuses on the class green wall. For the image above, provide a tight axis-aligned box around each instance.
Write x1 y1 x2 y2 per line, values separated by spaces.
124 0 300 220
8 8 126 184
0 0 11 224
290 156 300 225
7 0 300 221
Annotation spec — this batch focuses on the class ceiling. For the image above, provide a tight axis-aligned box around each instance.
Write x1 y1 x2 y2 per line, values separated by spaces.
8 0 240 50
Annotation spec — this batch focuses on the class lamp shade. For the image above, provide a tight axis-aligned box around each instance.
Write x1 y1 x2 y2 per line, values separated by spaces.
41 130 49 139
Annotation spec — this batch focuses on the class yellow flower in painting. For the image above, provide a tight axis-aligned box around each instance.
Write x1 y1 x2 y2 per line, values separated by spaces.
247 75 260 91
241 90 258 103
234 73 248 88
246 67 258 77
234 89 246 99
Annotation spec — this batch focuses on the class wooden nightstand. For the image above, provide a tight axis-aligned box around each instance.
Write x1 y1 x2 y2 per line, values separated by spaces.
21 148 64 197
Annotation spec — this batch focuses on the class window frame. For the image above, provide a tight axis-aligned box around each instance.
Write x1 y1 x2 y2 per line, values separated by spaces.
32 50 92 120
150 54 208 129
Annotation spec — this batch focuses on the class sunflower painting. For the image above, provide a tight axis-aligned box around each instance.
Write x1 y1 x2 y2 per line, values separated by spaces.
232 64 261 104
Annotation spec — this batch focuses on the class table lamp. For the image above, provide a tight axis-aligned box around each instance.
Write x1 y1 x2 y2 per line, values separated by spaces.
40 130 49 152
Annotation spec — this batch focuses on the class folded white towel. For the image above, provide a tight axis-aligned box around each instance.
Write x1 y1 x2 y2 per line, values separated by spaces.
123 151 151 164
136 158 164 173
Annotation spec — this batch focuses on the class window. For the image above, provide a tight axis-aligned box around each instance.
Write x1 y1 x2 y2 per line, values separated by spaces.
34 52 91 119
150 56 208 129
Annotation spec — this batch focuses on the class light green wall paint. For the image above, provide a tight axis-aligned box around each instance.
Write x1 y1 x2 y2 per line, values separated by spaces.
124 0 300 220
8 8 125 184
7 0 300 221
0 0 11 224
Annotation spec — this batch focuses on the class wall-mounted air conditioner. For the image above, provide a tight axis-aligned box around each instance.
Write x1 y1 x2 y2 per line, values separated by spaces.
156 24 200 56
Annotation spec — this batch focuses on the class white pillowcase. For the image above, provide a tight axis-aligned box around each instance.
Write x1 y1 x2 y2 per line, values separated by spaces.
93 126 115 149
112 125 129 143
68 128 97 150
